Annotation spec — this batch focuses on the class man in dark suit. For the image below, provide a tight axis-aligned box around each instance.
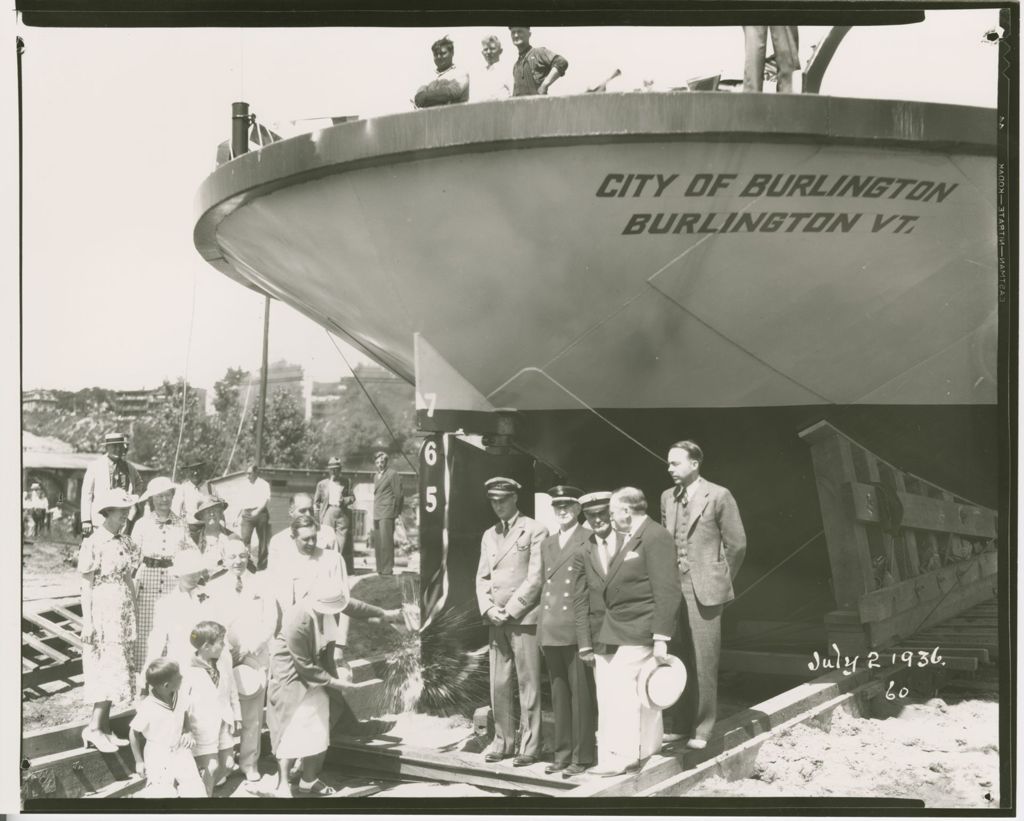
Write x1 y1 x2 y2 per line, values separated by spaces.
537 485 595 777
475 477 547 766
372 451 404 576
580 487 681 776
314 456 356 574
661 440 747 749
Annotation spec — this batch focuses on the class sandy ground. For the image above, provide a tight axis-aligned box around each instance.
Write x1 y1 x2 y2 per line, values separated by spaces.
689 697 1000 808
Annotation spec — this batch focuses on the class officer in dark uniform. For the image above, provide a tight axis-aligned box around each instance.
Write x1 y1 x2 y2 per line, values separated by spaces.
537 485 596 777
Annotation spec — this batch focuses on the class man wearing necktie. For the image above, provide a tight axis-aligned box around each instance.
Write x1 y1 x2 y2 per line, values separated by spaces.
580 487 681 777
536 485 595 778
475 477 547 766
661 440 746 750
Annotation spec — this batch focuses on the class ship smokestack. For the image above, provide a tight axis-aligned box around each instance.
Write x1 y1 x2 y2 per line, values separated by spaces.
231 101 250 158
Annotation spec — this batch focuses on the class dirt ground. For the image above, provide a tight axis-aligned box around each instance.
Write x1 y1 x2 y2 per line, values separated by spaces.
689 694 1000 808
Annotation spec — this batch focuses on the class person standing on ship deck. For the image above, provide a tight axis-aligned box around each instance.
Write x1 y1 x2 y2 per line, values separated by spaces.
537 485 596 778
473 34 512 100
413 36 470 108
508 26 568 97
372 451 403 577
314 457 356 575
475 477 547 767
742 25 800 93
660 440 746 750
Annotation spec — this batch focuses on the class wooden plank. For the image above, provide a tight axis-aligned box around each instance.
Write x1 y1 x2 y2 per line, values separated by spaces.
848 482 997 539
327 738 570 796
857 555 996 623
865 578 997 649
24 743 137 799
568 666 882 798
23 710 136 761
22 633 72 665
799 424 876 608
891 471 921 577
48 604 84 626
22 659 83 689
719 650 819 678
23 612 84 650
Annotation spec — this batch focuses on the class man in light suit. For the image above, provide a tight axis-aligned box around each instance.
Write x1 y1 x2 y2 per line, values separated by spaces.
80 431 145 536
661 440 746 749
537 485 595 777
372 451 404 576
475 477 547 766
314 457 356 574
580 487 681 777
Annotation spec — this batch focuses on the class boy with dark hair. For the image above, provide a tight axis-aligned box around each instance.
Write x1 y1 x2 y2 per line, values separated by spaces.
129 659 205 797
183 620 242 795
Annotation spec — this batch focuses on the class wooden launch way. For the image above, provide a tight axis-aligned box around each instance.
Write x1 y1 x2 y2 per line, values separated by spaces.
21 421 1002 801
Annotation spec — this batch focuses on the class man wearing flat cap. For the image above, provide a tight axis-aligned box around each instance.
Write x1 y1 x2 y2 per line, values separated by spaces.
81 431 145 536
372 451 404 576
537 485 595 777
314 457 356 575
475 477 547 766
414 35 470 108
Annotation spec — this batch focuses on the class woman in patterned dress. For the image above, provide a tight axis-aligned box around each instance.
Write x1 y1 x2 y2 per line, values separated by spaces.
132 476 189 685
79 488 142 753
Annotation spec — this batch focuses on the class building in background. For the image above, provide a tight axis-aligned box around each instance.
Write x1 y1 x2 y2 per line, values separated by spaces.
22 389 59 413
310 364 405 423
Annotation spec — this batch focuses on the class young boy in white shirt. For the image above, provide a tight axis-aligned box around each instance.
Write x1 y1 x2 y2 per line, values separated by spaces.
182 620 242 796
129 659 206 798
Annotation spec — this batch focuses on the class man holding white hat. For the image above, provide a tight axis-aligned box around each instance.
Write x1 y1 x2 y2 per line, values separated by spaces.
80 431 145 535
584 487 681 777
475 476 547 766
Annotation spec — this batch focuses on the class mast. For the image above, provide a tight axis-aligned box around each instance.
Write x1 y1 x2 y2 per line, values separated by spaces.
230 101 271 466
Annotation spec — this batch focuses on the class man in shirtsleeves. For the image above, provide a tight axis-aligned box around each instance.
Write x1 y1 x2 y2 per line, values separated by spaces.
508 27 568 96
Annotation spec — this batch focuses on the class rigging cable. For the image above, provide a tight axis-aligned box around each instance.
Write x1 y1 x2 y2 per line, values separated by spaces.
222 376 255 477
171 272 199 480
323 329 418 477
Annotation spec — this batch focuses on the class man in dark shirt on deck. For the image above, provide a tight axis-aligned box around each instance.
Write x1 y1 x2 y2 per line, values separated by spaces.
508 27 568 96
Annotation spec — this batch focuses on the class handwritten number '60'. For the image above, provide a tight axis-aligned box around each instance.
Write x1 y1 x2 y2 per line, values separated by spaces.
885 680 909 701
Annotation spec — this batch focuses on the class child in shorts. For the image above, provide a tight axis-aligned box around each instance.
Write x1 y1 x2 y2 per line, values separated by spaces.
182 620 241 796
129 659 205 798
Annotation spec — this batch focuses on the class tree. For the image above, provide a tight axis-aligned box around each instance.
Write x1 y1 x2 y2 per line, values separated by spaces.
258 388 314 468
213 367 249 415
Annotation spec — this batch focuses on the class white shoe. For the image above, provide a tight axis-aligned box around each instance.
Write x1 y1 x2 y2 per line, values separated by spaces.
686 738 708 750
662 733 684 743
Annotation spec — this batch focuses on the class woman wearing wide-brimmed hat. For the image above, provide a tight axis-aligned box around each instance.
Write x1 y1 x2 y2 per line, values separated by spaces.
78 488 142 753
266 568 402 797
188 494 233 575
131 476 190 681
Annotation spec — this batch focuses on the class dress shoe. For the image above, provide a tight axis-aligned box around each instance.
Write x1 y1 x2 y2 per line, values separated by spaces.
483 751 509 763
105 732 130 747
686 737 709 750
512 755 537 767
81 729 117 754
544 762 567 774
562 763 590 778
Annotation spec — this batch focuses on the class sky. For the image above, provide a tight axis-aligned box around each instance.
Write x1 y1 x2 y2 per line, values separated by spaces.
14 11 1000 394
